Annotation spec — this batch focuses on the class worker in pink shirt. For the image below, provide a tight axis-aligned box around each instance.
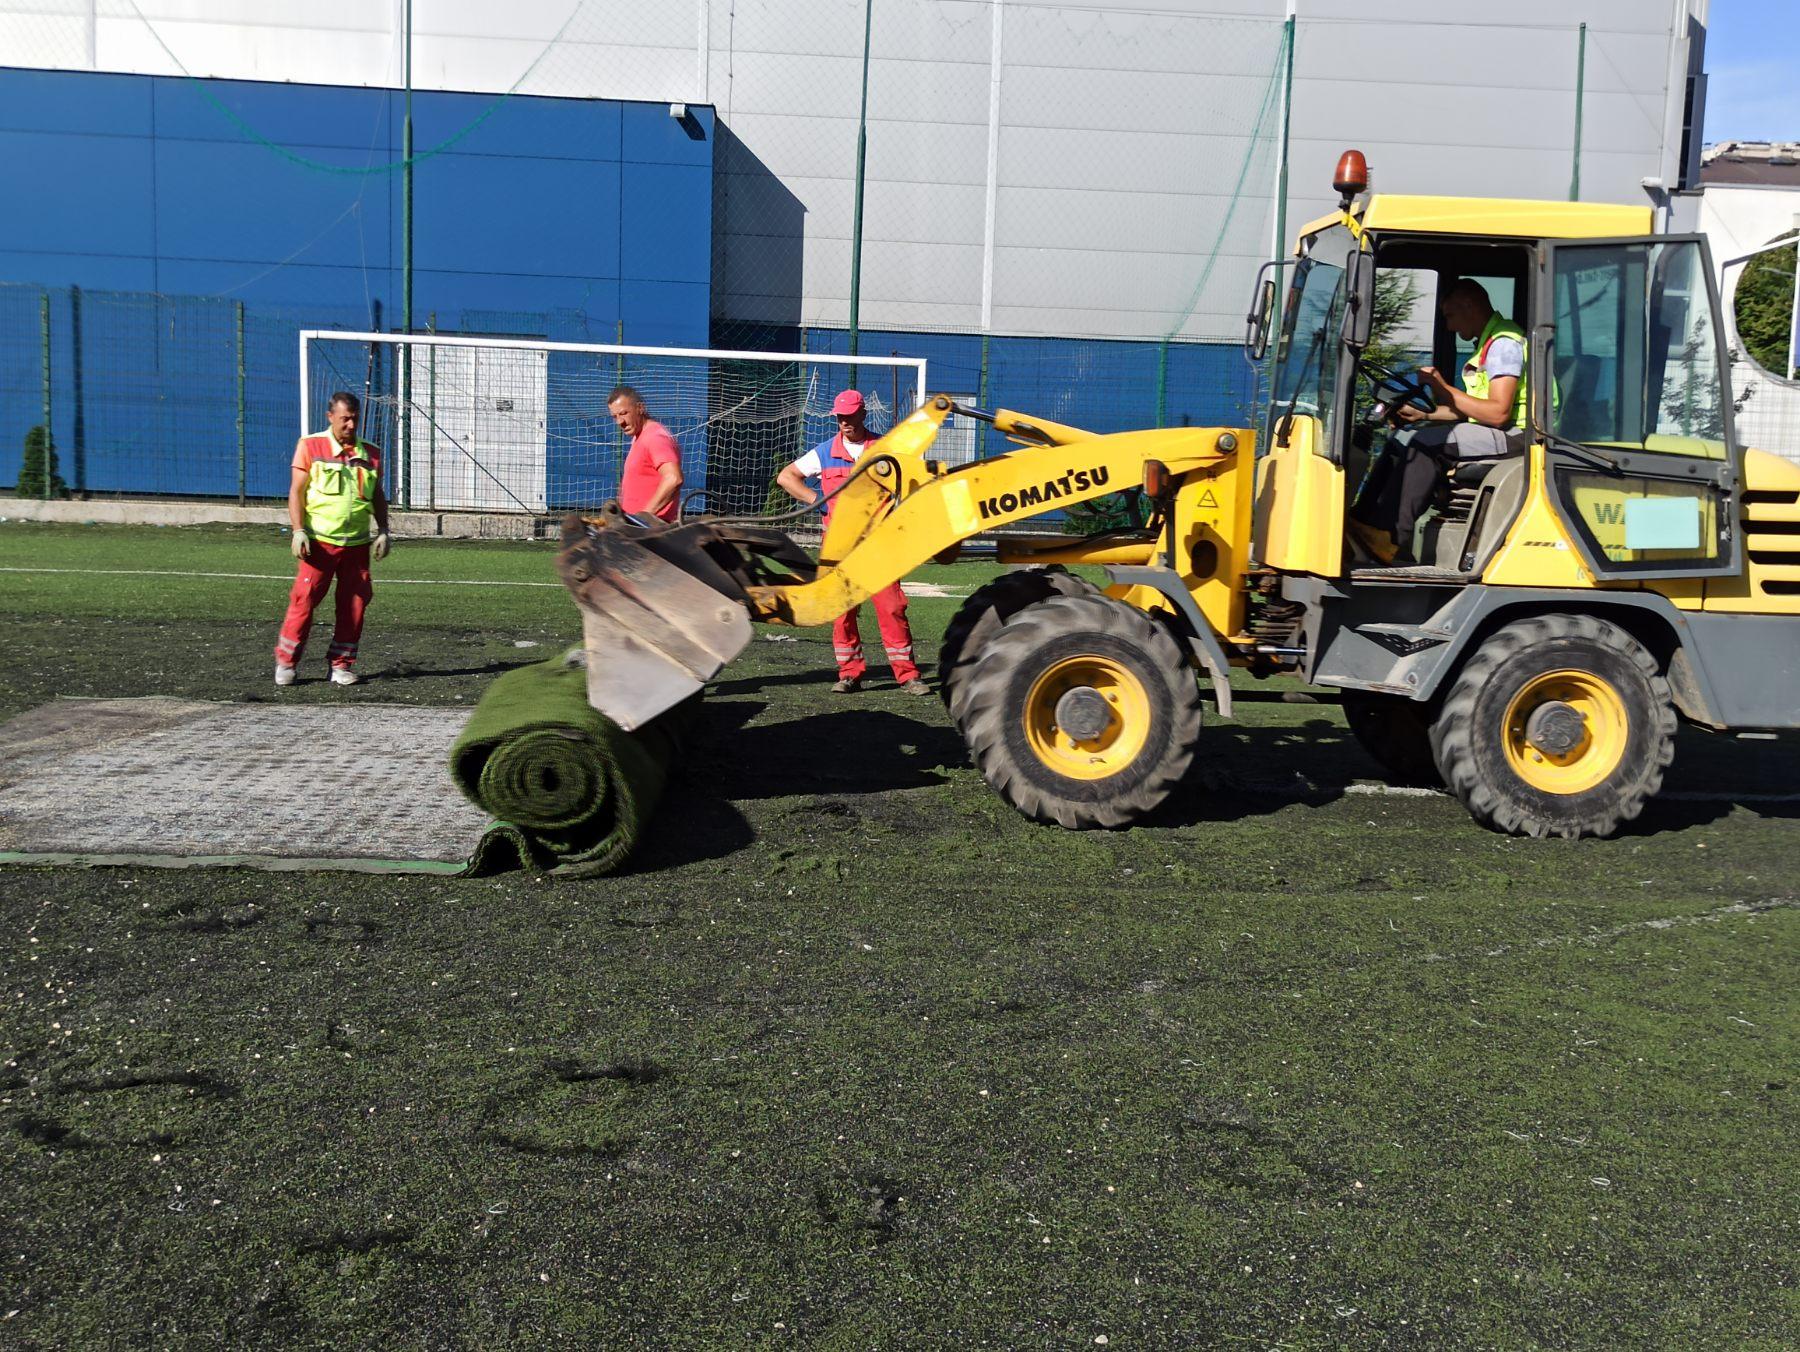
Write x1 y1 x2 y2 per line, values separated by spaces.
776 389 930 696
608 384 684 521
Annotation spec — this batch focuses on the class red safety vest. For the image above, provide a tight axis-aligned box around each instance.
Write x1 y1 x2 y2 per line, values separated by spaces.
814 433 875 525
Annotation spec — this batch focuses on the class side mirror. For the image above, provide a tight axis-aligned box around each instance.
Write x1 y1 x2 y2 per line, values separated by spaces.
1342 248 1376 348
1244 262 1281 361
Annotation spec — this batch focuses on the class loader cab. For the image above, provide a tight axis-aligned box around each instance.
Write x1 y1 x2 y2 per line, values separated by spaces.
1254 217 1539 578
1252 179 1742 586
1346 235 1536 575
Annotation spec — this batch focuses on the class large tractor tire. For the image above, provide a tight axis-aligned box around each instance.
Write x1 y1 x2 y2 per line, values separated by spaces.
960 593 1203 829
937 567 1098 726
1341 691 1443 787
1429 614 1676 839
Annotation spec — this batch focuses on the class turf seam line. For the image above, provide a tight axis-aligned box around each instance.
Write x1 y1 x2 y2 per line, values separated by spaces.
0 850 465 874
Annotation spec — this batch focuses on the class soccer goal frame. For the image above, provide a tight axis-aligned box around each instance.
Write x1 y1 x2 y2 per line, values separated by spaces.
298 330 930 516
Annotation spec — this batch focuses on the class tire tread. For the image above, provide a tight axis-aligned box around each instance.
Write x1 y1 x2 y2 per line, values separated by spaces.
960 593 1202 828
1430 613 1676 839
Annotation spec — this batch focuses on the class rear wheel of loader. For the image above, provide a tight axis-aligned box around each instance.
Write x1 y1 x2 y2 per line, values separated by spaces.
961 593 1202 829
1430 614 1676 839
938 567 1099 726
1341 691 1442 787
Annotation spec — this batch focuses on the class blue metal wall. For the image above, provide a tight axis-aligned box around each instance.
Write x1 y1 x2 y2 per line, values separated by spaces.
796 327 1264 456
0 66 713 496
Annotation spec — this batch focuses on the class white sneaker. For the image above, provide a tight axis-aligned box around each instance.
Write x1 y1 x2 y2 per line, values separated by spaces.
329 667 360 686
274 664 296 687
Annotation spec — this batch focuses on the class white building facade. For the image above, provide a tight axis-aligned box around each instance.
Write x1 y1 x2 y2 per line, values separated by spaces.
2 0 1710 343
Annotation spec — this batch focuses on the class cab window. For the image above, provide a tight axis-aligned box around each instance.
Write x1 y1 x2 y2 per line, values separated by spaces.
1549 239 1728 457
1545 237 1736 576
1272 225 1356 443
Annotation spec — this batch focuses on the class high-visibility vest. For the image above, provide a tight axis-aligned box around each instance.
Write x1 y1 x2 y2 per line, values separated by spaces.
813 433 873 525
299 432 381 545
1462 314 1529 430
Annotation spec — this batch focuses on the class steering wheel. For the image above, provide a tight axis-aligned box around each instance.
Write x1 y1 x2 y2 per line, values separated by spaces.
1359 360 1436 417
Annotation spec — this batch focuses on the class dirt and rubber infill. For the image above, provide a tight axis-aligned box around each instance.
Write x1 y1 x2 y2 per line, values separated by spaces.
2 522 1796 1346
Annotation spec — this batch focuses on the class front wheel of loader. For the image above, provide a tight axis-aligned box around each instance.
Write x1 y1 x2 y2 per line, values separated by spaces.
1341 691 1443 787
938 567 1099 726
960 593 1202 829
1429 614 1676 839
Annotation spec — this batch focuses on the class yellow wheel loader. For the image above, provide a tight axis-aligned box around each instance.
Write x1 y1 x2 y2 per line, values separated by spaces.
560 152 1800 840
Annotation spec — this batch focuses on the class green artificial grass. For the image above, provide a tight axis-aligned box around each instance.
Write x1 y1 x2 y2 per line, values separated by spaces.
450 656 691 877
1 520 1796 1347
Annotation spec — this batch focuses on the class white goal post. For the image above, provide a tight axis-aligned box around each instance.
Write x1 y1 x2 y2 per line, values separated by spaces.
298 330 929 517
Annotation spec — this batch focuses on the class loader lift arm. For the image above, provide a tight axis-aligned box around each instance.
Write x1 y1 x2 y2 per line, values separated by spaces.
559 394 1241 728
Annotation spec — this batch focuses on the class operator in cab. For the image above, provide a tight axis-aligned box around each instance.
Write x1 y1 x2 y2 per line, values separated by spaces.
1351 278 1530 565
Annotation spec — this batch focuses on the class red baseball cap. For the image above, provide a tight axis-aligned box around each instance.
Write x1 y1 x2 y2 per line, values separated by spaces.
831 389 865 417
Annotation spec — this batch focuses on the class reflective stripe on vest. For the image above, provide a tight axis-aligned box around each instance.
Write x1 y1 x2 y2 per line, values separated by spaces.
302 432 379 545
1462 314 1528 430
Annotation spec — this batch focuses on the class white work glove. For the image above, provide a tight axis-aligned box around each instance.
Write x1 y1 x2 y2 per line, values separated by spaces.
290 528 311 560
372 531 390 561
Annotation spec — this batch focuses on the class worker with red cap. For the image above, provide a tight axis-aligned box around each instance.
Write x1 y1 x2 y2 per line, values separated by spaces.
776 389 930 695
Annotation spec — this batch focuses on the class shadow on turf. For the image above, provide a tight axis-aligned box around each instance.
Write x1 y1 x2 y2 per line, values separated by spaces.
686 701 963 800
1169 720 1800 836
375 657 541 682
621 702 966 869
653 700 1800 844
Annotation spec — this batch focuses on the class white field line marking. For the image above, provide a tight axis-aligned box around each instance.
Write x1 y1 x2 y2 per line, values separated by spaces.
1423 898 1796 964
0 565 559 588
2 566 967 598
1342 781 1800 805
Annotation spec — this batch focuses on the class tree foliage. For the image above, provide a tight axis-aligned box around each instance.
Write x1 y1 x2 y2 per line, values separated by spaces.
1364 269 1427 374
1349 270 1427 423
17 425 67 499
1734 241 1796 378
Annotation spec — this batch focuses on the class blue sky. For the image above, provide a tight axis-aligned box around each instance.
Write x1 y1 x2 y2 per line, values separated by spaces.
1703 0 1800 142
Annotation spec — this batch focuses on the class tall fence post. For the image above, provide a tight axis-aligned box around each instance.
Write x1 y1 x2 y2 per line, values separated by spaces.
400 0 414 510
427 311 438 511
69 285 84 496
979 332 992 460
847 0 874 383
1155 338 1169 429
1265 9 1296 443
615 318 626 475
1570 22 1587 201
235 300 247 506
39 290 52 500
1271 8 1294 273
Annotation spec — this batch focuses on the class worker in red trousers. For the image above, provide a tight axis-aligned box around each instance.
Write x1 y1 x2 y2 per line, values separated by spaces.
274 390 390 687
775 389 930 695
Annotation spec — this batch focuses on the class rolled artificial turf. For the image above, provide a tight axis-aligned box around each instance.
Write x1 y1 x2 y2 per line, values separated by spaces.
448 653 687 876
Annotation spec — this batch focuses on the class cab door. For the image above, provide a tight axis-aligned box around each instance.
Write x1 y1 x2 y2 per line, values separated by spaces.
1255 222 1366 576
1533 236 1741 579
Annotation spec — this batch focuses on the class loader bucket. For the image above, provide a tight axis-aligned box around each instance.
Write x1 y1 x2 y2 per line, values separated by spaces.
556 506 814 730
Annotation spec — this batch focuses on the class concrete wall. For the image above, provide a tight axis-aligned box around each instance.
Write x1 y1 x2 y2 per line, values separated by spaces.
0 0 1705 342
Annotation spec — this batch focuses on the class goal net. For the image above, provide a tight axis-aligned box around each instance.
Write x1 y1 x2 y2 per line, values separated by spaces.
298 331 929 517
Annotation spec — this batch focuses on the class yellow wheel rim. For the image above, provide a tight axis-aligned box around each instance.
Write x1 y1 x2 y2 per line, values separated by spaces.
1502 668 1629 795
1022 655 1150 781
